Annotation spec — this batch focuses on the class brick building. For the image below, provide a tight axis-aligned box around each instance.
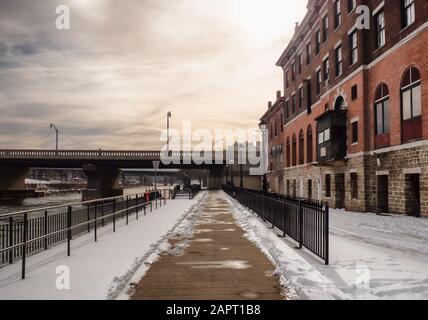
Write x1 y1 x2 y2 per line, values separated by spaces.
261 0 428 216
260 91 285 194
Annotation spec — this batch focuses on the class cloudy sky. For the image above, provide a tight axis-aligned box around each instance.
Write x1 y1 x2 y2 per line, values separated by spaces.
0 0 307 150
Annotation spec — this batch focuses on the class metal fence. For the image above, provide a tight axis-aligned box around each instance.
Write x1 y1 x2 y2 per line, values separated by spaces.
0 190 171 279
223 185 329 265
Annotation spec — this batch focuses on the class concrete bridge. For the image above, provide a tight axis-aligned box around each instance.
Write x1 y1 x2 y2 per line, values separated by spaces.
0 149 256 201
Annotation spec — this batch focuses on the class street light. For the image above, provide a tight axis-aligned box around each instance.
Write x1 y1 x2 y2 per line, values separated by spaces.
259 122 268 193
167 111 172 153
50 123 59 151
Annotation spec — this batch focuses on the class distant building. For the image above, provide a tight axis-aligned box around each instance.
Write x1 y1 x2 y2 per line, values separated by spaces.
261 0 428 216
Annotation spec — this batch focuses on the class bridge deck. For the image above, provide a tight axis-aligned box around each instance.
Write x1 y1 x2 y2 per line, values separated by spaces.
131 191 284 300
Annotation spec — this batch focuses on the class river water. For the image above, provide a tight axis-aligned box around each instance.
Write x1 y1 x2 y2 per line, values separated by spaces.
0 186 167 215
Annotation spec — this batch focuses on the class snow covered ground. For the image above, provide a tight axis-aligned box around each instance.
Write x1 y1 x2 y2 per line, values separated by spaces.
0 193 206 300
225 193 428 300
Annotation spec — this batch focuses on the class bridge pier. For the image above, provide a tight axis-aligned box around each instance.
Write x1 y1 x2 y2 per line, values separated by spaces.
207 167 225 190
82 164 123 201
0 166 34 204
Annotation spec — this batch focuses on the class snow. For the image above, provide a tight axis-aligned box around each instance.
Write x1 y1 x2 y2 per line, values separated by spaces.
225 192 428 300
0 192 206 300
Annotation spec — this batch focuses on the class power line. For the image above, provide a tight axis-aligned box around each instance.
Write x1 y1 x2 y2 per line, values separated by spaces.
101 115 165 149
18 131 54 149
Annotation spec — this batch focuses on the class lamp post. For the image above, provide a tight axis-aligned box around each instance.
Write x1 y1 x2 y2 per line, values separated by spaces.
259 122 268 193
50 123 59 151
167 111 172 153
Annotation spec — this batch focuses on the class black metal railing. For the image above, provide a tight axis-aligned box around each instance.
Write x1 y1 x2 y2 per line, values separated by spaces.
0 189 175 279
223 185 329 265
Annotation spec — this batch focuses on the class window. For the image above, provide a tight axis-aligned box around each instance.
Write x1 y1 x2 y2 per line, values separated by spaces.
375 84 390 136
318 128 330 144
299 130 304 165
352 121 358 144
323 57 329 82
349 31 358 65
316 69 322 95
322 14 329 43
298 54 302 74
334 0 341 29
335 46 343 77
292 134 297 166
292 62 296 82
375 11 386 49
292 94 296 114
285 70 289 88
281 113 284 131
316 30 321 55
348 0 356 13
325 174 331 198
285 99 290 118
307 125 313 163
351 173 358 199
351 85 358 100
401 67 422 142
299 87 304 109
402 67 421 120
306 42 311 65
286 137 291 167
402 0 415 29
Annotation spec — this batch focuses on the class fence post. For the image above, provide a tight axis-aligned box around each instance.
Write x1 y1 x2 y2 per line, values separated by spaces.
150 201 153 212
94 202 98 242
136 195 139 220
21 213 28 280
281 197 286 238
44 211 48 250
298 199 303 249
8 217 13 264
87 205 91 233
126 197 129 225
324 203 329 265
144 203 146 216
101 201 105 227
67 206 72 257
271 197 274 229
113 199 116 233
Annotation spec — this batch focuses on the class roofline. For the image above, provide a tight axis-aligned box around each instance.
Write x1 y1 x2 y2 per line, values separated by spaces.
276 0 322 67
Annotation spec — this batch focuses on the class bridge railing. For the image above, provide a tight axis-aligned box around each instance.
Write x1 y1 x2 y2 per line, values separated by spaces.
0 190 179 279
223 185 329 265
0 149 232 159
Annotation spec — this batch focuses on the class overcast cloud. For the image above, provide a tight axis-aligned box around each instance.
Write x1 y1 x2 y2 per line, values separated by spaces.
0 0 306 150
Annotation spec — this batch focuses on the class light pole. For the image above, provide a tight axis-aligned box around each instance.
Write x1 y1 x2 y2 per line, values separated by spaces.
259 122 268 193
50 123 59 151
167 111 172 153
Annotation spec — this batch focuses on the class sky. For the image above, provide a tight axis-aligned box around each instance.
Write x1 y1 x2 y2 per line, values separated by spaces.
0 0 307 150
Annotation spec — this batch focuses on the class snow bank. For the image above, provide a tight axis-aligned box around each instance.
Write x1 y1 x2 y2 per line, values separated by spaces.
0 192 206 300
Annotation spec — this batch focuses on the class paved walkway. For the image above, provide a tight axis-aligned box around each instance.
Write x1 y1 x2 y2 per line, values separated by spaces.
131 191 283 300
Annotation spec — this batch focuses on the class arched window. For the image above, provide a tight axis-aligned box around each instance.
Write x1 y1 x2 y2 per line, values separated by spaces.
375 83 390 147
292 134 297 166
334 96 346 111
286 137 291 167
307 125 313 163
299 130 304 165
401 67 422 142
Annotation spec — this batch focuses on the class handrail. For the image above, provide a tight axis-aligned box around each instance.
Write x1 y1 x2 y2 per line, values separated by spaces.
0 191 146 218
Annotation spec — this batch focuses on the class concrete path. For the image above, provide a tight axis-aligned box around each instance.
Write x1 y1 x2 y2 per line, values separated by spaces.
131 191 284 300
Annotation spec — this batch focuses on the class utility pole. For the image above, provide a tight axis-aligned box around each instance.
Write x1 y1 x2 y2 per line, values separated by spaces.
50 123 59 151
167 111 172 153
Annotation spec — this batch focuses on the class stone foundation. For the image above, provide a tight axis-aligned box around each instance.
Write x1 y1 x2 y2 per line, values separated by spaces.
269 143 428 216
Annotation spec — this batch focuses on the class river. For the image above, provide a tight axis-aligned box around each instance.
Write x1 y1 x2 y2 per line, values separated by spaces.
0 186 170 215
